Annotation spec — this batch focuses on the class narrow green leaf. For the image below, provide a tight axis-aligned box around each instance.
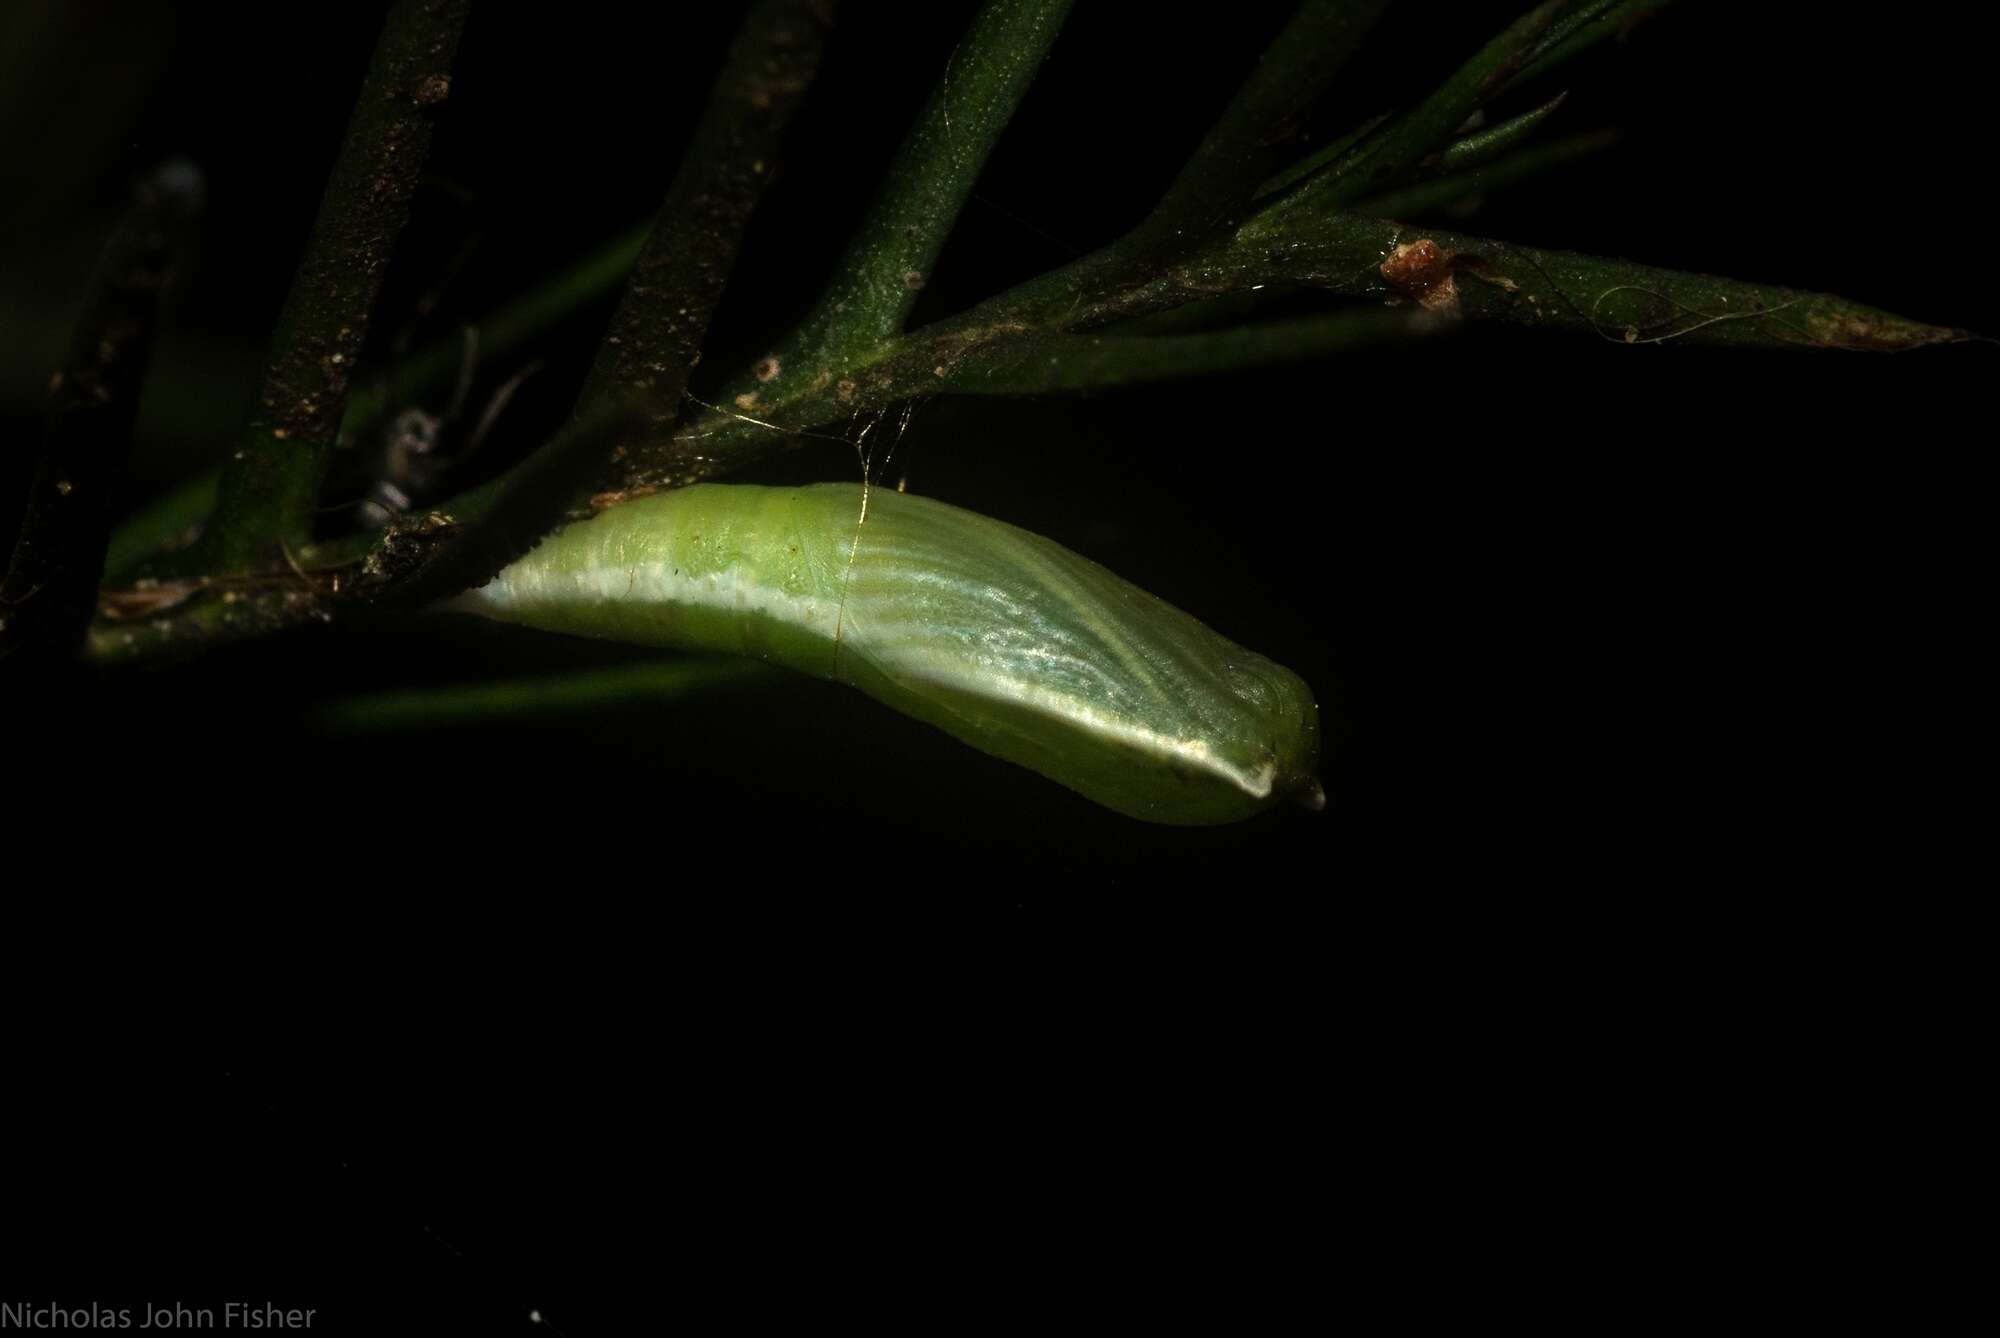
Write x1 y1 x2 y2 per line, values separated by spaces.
1435 92 1568 173
100 470 215 587
1505 0 1672 91
1354 126 1615 217
1287 1 1567 211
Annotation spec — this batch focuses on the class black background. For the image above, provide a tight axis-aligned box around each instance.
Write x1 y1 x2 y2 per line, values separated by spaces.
5 2 1989 1328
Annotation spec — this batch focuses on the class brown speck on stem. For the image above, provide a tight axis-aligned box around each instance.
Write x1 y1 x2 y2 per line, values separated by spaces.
412 74 451 106
1380 239 1462 317
754 356 782 382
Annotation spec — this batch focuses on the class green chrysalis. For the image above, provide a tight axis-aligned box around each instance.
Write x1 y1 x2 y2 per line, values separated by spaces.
446 483 1321 824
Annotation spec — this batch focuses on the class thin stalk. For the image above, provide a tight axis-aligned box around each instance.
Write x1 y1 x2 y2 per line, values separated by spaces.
721 0 1072 411
198 0 470 573
1434 92 1568 173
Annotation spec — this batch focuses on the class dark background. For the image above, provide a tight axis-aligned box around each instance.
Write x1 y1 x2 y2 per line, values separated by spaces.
5 2 1988 1328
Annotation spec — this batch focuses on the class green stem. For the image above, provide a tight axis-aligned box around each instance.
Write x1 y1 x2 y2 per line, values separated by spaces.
197 0 470 573
372 194 1987 498
1434 93 1568 173
667 199 1974 463
726 0 1072 409
1353 126 1616 218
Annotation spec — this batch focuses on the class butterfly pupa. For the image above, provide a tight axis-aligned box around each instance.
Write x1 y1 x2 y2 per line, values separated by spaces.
446 483 1322 825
